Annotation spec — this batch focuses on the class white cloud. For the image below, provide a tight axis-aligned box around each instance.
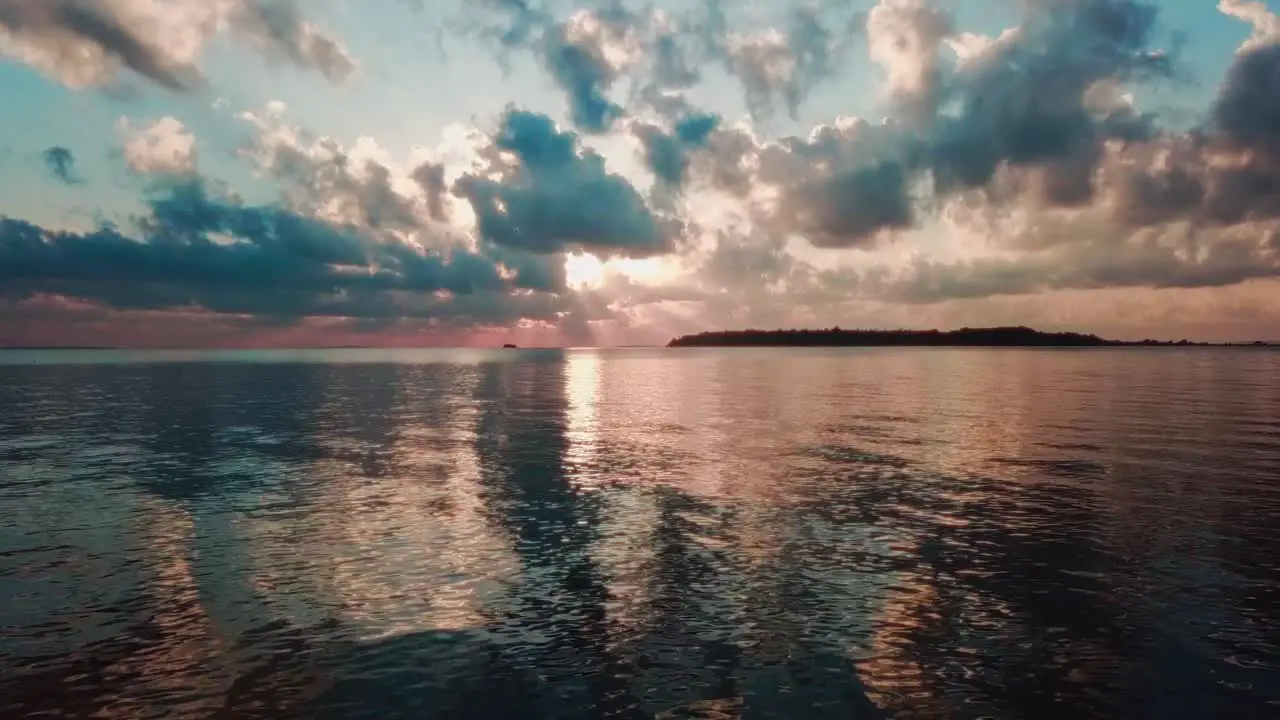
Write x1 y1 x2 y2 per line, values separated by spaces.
1219 0 1280 53
866 0 953 119
118 116 197 175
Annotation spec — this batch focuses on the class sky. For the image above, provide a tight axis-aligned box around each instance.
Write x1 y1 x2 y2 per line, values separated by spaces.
1 0 1279 347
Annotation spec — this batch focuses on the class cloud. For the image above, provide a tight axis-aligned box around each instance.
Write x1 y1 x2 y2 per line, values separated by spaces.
631 111 720 187
237 108 432 233
865 0 953 122
540 7 641 132
667 0 1176 248
779 159 915 246
9 0 1280 344
473 0 646 132
454 109 680 257
471 0 864 129
1213 40 1280 160
696 0 862 120
872 221 1280 304
227 0 356 84
1107 35 1280 229
0 174 567 325
0 0 204 90
921 0 1169 199
1219 0 1280 53
234 105 575 298
119 116 197 175
41 146 81 184
672 116 918 246
0 0 355 91
411 162 449 222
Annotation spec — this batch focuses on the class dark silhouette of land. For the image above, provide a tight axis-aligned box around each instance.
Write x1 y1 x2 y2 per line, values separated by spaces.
665 326 1267 348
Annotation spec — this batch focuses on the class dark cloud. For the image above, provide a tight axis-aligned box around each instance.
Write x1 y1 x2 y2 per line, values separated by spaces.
1214 41 1280 159
0 175 564 325
880 228 1280 304
629 30 703 120
633 112 720 186
10 0 1280 340
481 243 567 292
229 0 357 83
778 161 915 247
1203 163 1280 225
1112 160 1205 227
467 0 864 129
542 21 623 132
411 161 449 222
472 0 635 132
476 0 547 49
671 0 1181 248
695 0 859 119
674 118 918 246
0 0 353 91
651 31 700 89
455 109 679 257
41 146 80 185
470 0 864 129
0 0 202 90
923 0 1169 197
699 231 799 291
1109 34 1280 230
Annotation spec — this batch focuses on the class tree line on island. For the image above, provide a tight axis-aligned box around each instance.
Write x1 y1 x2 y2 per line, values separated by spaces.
664 326 1263 348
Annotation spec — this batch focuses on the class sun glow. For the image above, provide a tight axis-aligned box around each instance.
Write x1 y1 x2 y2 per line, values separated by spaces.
564 252 606 289
564 252 680 290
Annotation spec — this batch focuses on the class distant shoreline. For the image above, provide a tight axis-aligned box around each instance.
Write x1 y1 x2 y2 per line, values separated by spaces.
0 326 1275 351
666 326 1275 348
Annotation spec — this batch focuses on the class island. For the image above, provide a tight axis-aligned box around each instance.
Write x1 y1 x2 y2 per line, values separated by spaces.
503 343 519 349
666 326 1226 348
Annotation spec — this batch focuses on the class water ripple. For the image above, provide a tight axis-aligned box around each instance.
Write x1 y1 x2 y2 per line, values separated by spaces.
1 348 1277 718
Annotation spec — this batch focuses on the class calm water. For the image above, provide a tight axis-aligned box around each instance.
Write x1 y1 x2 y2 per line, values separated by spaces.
1 347 1278 719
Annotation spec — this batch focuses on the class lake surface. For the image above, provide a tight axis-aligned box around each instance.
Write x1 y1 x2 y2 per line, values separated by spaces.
1 347 1278 719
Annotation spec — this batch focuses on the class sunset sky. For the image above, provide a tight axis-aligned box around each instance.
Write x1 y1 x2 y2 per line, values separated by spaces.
2 0 1279 347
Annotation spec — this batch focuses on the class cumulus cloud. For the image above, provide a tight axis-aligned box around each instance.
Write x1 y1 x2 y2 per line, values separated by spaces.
411 162 450 222
541 5 646 132
227 0 356 83
1219 0 1280 53
696 0 862 120
471 0 862 127
656 0 1174 248
454 109 680 257
0 0 354 91
119 116 197 175
0 175 561 325
631 111 720 187
236 107 434 234
473 0 646 132
235 103 574 296
870 222 1280 304
591 0 1280 327
0 0 205 90
41 146 81 184
8 0 1280 344
1214 41 1280 160
1106 26 1280 231
865 0 953 122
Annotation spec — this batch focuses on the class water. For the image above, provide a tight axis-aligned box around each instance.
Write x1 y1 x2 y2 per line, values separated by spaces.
1 347 1278 719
